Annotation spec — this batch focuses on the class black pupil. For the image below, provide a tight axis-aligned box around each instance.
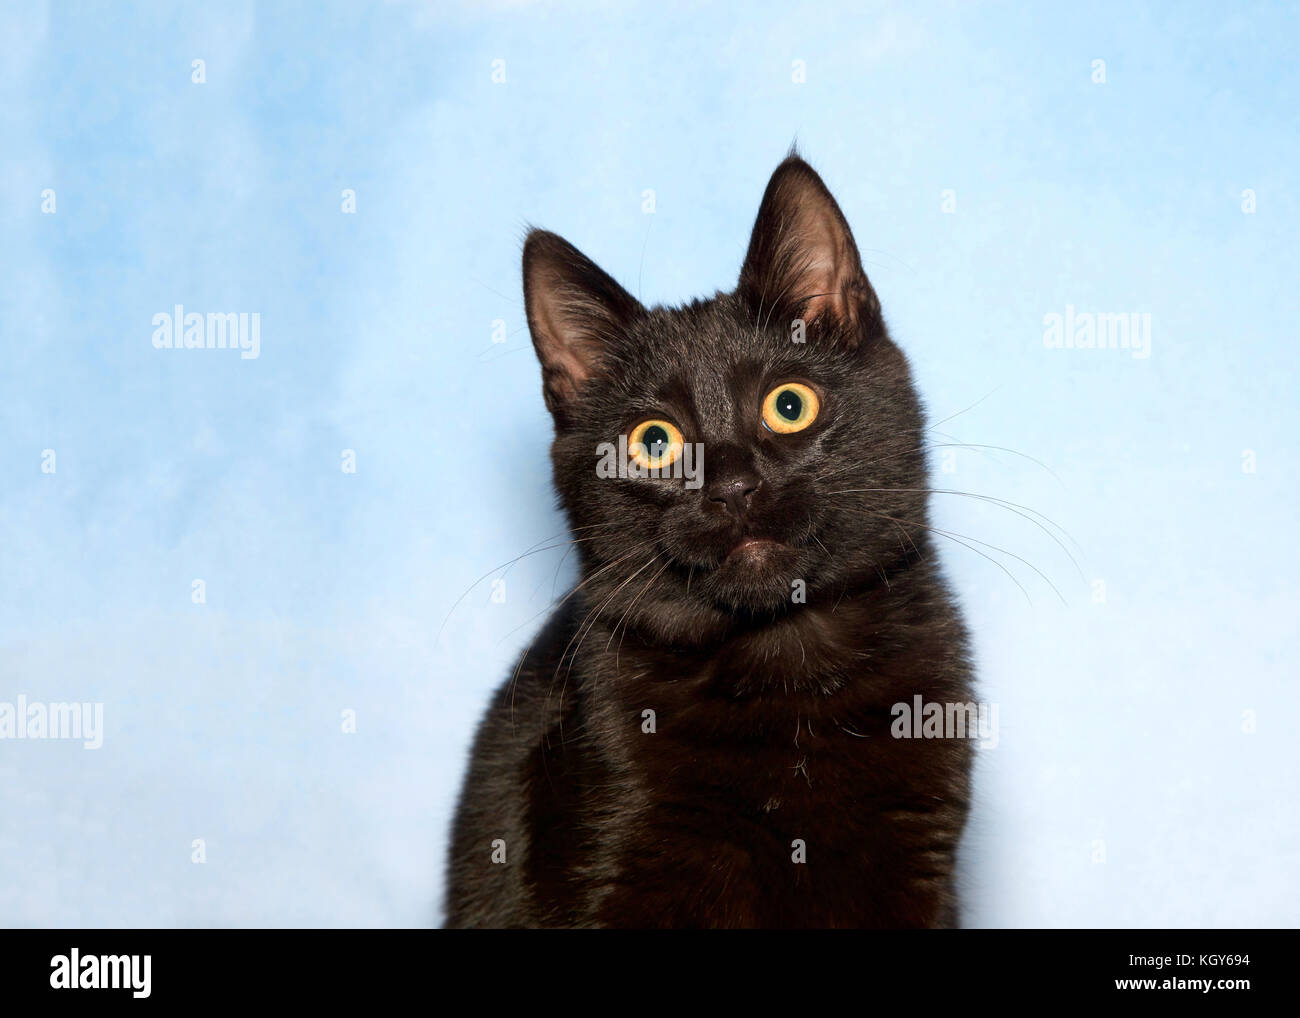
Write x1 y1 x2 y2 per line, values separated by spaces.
776 390 802 421
643 425 669 456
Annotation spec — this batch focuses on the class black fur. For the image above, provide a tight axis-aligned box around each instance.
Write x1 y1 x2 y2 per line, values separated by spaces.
445 153 974 928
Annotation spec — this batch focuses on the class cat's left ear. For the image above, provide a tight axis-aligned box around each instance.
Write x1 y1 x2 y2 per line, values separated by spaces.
737 154 882 344
523 229 646 427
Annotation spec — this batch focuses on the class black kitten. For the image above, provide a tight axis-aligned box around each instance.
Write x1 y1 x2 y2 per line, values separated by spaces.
445 153 974 928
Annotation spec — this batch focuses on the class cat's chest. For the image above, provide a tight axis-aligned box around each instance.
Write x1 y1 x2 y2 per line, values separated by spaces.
630 712 889 820
588 717 949 927
599 633 911 815
577 637 968 926
602 670 899 833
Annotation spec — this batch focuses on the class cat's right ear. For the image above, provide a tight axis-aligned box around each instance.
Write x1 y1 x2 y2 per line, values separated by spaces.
523 229 645 427
737 154 882 346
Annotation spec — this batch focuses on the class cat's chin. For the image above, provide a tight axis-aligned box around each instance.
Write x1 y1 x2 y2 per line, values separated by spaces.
725 537 786 560
703 538 802 613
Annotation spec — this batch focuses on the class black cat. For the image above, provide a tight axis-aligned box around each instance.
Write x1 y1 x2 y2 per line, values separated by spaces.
445 152 974 928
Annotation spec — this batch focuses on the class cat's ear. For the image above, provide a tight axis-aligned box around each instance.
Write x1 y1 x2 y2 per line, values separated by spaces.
737 155 881 344
523 229 645 424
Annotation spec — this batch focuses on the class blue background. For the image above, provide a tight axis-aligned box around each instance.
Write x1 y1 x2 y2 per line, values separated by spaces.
1 0 1296 926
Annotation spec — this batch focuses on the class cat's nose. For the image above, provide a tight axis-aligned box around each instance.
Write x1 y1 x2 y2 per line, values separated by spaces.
706 473 761 519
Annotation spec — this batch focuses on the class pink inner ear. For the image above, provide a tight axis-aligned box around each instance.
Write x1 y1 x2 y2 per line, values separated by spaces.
787 207 859 327
532 279 596 389
538 282 623 398
523 230 645 415
739 156 877 341
798 211 850 322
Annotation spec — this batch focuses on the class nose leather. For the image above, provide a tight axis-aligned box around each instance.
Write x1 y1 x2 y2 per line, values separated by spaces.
707 474 761 518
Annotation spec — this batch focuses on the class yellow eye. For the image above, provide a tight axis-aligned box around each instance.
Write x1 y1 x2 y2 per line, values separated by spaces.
628 419 684 469
761 383 820 434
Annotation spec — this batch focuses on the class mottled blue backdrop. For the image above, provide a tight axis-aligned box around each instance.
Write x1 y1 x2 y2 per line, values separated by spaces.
1 0 1296 926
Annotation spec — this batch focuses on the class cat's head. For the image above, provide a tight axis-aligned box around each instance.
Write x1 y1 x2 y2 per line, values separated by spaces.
523 154 929 640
